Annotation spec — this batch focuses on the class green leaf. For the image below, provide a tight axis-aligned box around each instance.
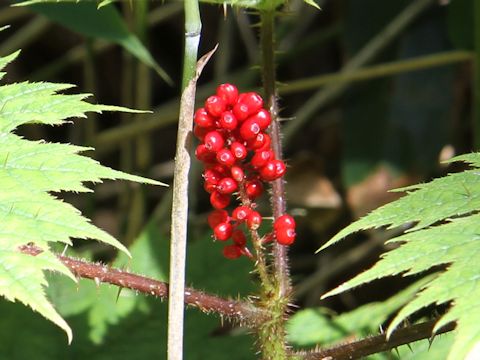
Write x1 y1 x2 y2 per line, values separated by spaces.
17 1 172 84
320 153 480 359
0 50 164 342
287 277 430 348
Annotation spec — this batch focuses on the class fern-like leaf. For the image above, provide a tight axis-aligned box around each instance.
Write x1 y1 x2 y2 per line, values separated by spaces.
319 153 480 359
0 50 165 342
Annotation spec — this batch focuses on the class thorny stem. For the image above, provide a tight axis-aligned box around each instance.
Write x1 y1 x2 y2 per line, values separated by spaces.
258 9 291 360
260 10 291 299
19 245 458 358
238 180 273 290
19 244 267 326
296 320 456 360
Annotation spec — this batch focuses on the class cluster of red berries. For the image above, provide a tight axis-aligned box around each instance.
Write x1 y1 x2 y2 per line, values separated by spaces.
194 83 296 259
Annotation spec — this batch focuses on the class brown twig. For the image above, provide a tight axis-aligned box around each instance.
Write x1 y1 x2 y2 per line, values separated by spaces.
19 244 268 326
296 320 456 360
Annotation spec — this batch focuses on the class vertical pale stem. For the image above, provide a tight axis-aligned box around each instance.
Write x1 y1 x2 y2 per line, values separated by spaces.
167 0 201 358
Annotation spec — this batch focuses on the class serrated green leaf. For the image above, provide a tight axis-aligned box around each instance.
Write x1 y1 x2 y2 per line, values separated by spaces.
0 50 164 342
287 277 430 348
321 153 480 359
17 1 172 84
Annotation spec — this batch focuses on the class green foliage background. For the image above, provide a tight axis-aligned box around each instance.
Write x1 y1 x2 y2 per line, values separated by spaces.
1 0 479 359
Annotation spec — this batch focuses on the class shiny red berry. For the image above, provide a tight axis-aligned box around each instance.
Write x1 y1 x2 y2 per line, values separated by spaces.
276 227 296 245
249 109 271 130
204 131 225 152
233 102 250 122
247 211 262 230
208 209 229 229
194 125 211 141
217 177 238 194
246 132 270 150
205 95 227 117
219 111 238 130
194 108 215 128
259 159 286 181
195 144 216 163
232 206 252 222
230 141 247 160
231 166 245 182
216 148 236 167
238 92 263 116
216 83 239 105
223 244 242 259
274 214 296 230
214 222 233 241
251 150 274 169
210 191 230 209
245 179 263 200
239 118 261 140
232 229 247 246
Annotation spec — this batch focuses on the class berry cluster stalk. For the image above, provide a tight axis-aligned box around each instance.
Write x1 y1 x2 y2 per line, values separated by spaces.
257 9 291 359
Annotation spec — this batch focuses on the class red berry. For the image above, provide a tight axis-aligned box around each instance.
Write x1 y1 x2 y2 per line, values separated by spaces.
219 111 238 130
210 191 230 209
216 148 236 167
239 118 261 140
195 144 216 163
248 109 271 130
205 95 227 117
251 150 274 169
233 102 250 122
246 132 270 150
276 227 296 245
232 206 252 222
204 131 225 152
259 159 286 181
216 83 239 105
204 181 216 193
208 209 229 229
194 125 211 141
274 214 296 230
238 92 263 115
223 244 242 259
245 179 263 200
231 166 245 182
232 229 247 246
194 108 215 128
206 164 229 177
214 222 233 241
203 169 222 184
230 142 247 160
217 177 238 194
247 211 262 230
